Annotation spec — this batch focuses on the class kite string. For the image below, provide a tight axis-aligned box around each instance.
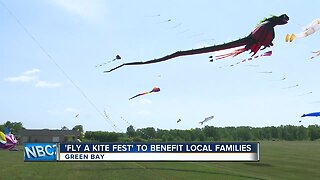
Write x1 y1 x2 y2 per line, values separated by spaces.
103 108 154 140
0 0 121 132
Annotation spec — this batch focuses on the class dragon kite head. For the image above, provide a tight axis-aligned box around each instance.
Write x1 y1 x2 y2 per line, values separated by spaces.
269 14 289 26
259 14 289 26
152 87 160 92
276 14 289 25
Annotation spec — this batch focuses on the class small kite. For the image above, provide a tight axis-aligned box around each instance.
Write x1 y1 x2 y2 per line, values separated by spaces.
75 114 79 118
177 119 182 123
285 19 320 42
310 50 320 59
157 19 172 24
170 23 182 29
105 14 289 73
298 92 313 96
199 116 214 125
129 87 160 100
259 71 272 73
95 55 121 67
301 112 320 117
283 84 299 89
145 14 160 18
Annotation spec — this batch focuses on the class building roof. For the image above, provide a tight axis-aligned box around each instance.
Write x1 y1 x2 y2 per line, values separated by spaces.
20 129 81 136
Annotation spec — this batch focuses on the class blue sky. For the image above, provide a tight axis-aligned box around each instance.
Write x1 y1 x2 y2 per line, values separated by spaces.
1 0 320 132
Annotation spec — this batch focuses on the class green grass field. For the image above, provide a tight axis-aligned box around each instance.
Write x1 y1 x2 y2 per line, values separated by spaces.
1 141 320 180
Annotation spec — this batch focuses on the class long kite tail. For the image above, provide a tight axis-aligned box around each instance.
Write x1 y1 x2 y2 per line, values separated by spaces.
129 92 150 100
105 37 250 73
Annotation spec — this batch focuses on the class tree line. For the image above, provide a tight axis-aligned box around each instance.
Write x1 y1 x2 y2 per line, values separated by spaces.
84 125 320 142
1 121 320 142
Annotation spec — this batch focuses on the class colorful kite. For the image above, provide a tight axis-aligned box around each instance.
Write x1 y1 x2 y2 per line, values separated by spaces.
301 112 320 117
129 87 160 100
0 128 18 150
285 19 320 42
310 50 320 59
105 14 289 73
199 116 214 125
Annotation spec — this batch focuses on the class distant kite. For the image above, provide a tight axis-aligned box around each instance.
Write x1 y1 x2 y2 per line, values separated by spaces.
95 55 121 67
177 119 182 123
258 71 272 73
298 92 313 96
301 112 320 117
105 14 289 73
145 14 160 18
158 19 172 24
129 87 160 100
310 50 320 59
75 114 79 118
286 19 320 42
283 84 299 89
199 116 214 125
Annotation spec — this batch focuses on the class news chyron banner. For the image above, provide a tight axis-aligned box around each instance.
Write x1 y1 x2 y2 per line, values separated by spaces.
24 142 259 162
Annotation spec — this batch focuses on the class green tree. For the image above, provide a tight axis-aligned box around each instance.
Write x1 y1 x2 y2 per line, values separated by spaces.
308 125 320 141
1 121 24 135
126 125 135 138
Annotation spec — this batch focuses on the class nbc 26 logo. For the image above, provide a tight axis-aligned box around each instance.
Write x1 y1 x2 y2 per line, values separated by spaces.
24 143 57 161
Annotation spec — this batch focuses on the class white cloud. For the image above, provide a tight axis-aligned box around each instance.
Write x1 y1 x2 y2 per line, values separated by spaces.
64 107 80 114
48 0 106 20
4 68 40 82
4 68 63 88
4 75 37 83
35 81 63 88
24 69 40 76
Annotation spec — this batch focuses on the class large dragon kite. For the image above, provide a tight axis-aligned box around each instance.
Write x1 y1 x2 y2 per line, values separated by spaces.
105 14 289 73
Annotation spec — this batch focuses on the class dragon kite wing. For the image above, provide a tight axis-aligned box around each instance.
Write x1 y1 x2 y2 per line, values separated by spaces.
129 87 160 100
105 14 289 73
286 18 320 42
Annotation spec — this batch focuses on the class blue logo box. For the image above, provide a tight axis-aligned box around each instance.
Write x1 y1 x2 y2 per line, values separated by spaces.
24 143 57 161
